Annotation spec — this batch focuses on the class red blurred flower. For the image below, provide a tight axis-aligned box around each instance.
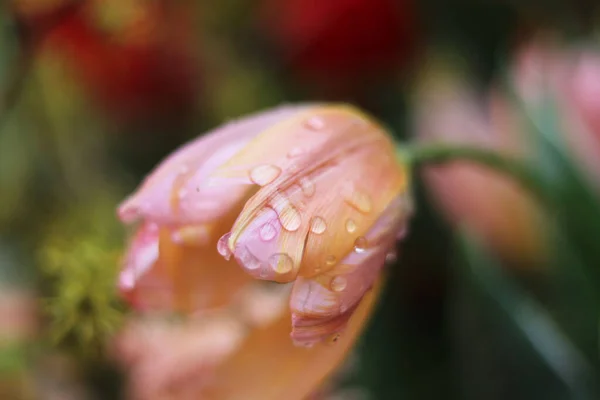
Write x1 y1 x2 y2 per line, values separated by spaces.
20 0 200 125
259 0 417 99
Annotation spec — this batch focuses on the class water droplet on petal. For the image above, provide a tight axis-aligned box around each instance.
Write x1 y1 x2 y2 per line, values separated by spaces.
217 233 232 260
250 165 281 186
259 222 277 241
269 253 294 274
330 276 347 292
271 195 302 232
345 219 357 233
309 216 327 234
344 189 373 214
354 237 368 253
385 250 398 264
304 116 325 130
348 192 373 213
299 177 315 197
287 147 304 158
280 207 302 231
236 245 262 270
325 255 337 266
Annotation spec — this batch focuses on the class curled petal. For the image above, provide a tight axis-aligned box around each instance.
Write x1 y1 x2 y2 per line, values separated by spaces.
119 207 253 313
289 195 409 346
115 282 380 400
118 221 160 309
118 104 317 226
221 105 408 282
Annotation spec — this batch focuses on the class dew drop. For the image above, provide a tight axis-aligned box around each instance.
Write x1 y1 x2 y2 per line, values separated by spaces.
345 218 357 233
269 253 294 274
354 236 368 253
325 255 337 266
309 216 327 234
385 250 398 264
299 177 316 197
344 190 373 214
271 195 302 232
259 222 277 241
330 276 347 292
250 165 281 186
280 206 302 231
304 116 325 130
237 245 262 271
217 233 232 260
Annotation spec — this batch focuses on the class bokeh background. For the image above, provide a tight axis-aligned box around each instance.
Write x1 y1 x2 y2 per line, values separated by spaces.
1 0 599 399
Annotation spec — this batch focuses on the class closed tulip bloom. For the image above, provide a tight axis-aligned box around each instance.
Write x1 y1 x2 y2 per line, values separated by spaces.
116 104 411 398
414 38 600 266
413 59 546 265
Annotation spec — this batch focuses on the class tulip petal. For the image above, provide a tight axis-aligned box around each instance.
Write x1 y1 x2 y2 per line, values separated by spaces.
209 281 382 400
220 105 408 282
118 104 317 226
119 206 253 314
289 195 408 346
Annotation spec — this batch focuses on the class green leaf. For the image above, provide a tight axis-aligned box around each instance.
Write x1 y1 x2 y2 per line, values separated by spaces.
456 231 599 399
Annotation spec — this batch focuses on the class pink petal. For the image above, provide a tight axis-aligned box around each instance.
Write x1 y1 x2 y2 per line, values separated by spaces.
221 105 408 284
289 195 409 346
118 104 317 226
118 222 160 302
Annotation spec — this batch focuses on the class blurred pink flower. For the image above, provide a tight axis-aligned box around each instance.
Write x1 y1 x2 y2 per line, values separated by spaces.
0 288 38 343
414 37 600 265
115 104 411 398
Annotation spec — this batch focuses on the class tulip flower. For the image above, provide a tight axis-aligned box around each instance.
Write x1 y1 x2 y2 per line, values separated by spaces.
115 104 411 398
413 38 600 265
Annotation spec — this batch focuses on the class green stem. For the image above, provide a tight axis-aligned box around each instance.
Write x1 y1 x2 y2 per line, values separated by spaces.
401 143 549 202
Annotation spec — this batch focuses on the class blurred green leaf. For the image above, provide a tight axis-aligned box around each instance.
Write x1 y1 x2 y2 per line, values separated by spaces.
457 231 599 399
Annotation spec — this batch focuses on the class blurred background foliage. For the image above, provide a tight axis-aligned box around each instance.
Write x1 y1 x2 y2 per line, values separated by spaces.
0 0 599 399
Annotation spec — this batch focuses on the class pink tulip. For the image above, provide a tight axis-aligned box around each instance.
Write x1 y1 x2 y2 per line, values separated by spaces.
414 37 600 265
115 104 411 398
